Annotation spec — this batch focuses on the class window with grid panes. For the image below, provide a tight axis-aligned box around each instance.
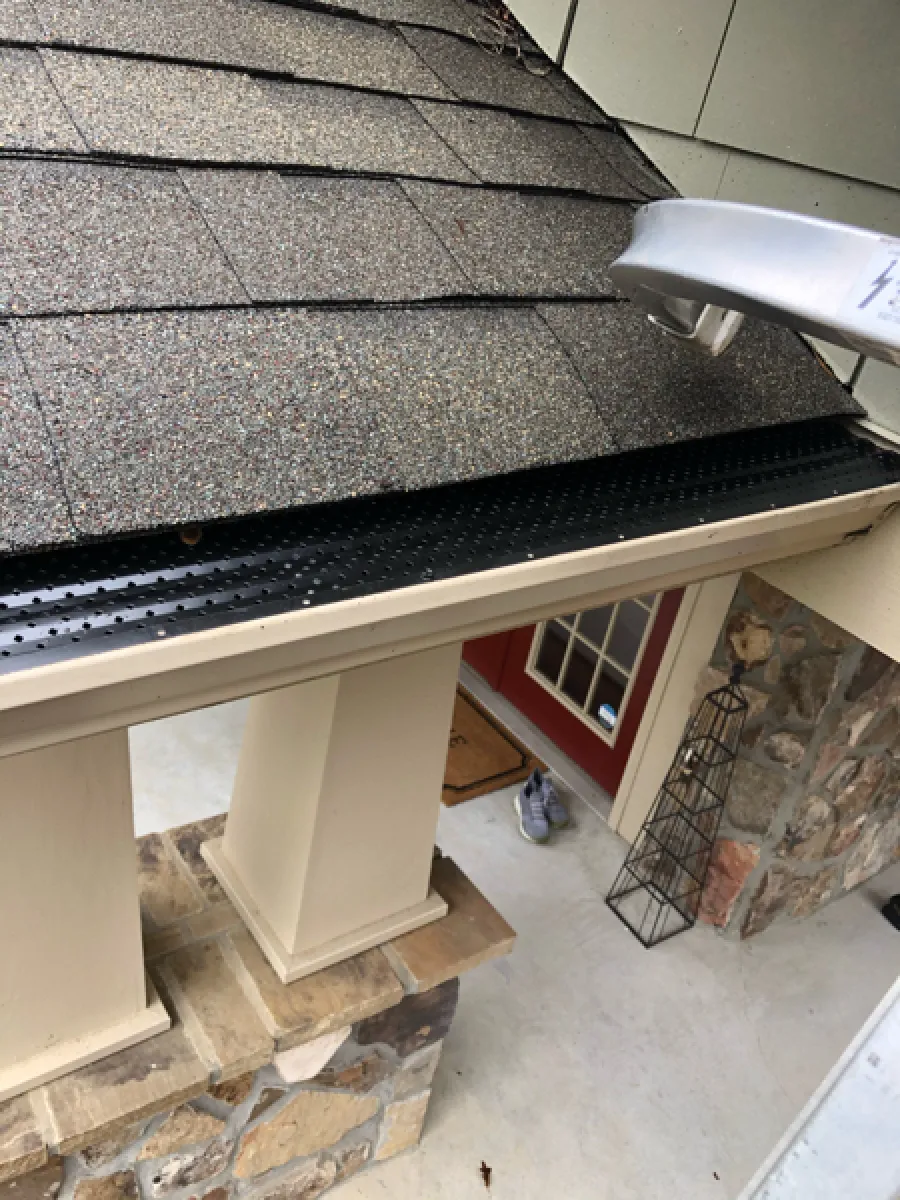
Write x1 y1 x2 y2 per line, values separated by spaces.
527 595 660 741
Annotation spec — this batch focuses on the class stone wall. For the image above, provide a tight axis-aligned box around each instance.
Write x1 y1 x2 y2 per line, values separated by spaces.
695 573 900 938
0 817 515 1200
0 986 455 1200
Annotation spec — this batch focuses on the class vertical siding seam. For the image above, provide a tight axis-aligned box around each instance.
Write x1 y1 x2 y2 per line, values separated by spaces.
692 0 739 137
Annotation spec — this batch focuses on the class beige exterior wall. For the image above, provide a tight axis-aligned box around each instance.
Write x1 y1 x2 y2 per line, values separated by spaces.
509 0 900 437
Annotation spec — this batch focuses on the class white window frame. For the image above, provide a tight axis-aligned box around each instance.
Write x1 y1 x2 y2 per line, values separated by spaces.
525 594 662 746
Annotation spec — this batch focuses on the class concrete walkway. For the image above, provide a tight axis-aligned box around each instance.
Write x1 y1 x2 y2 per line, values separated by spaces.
131 701 900 1200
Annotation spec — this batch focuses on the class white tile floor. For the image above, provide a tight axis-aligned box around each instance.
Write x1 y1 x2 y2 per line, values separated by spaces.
131 700 900 1200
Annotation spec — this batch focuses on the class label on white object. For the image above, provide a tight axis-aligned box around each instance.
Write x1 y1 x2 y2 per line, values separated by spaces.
839 239 900 339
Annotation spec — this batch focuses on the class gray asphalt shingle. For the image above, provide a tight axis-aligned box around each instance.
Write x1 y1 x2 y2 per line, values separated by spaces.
411 101 641 197
14 307 610 537
401 27 594 121
41 51 476 177
579 126 677 199
327 0 496 38
0 3 875 562
0 161 246 315
0 48 87 152
400 182 631 295
32 0 452 98
180 171 469 301
0 0 41 39
538 303 861 451
0 326 75 553
259 80 475 178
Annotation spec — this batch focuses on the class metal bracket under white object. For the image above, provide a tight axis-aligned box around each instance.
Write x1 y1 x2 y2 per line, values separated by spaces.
610 199 900 365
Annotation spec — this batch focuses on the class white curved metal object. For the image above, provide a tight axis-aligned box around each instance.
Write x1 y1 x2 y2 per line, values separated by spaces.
610 199 900 365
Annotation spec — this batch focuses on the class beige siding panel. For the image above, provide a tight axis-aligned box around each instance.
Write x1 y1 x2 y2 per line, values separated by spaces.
563 0 734 135
716 149 900 236
758 508 900 663
855 359 900 437
803 338 859 385
505 0 575 60
698 0 900 189
622 123 730 196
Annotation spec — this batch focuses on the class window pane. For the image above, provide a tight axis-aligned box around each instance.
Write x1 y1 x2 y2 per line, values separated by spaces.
636 593 657 610
534 621 569 684
591 664 628 731
606 600 650 670
576 605 614 649
561 639 597 708
558 613 578 627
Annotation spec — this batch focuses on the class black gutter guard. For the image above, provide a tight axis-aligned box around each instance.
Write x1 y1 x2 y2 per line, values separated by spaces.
1 419 898 676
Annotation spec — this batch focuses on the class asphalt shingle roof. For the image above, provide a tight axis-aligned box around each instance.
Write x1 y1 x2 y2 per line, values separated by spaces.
0 48 86 151
538 304 852 451
181 172 470 302
15 307 609 538
0 0 859 555
0 161 246 314
409 101 641 195
32 0 454 97
0 327 75 553
0 0 41 39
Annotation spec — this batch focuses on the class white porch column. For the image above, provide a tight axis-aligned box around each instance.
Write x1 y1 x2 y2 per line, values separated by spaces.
0 729 169 1102
203 644 461 983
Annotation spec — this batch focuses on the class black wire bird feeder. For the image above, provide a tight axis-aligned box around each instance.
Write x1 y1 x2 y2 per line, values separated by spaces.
606 663 749 947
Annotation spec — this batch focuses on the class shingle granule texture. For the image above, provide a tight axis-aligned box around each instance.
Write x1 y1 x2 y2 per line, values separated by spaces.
538 303 862 451
180 171 469 302
0 327 75 553
578 125 677 199
0 48 87 152
33 0 452 98
401 27 590 121
40 52 476 178
327 0 496 39
0 0 41 39
0 0 880 563
411 101 640 197
400 181 631 295
0 160 246 315
14 307 612 538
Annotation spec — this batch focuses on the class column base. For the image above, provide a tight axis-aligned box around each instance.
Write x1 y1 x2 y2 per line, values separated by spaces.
0 978 169 1103
202 838 448 983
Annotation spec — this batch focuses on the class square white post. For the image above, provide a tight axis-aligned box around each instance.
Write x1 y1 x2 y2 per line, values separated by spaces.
203 644 462 982
0 729 169 1102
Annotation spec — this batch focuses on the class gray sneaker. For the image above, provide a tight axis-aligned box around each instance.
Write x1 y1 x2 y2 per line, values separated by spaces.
514 772 550 844
540 771 570 829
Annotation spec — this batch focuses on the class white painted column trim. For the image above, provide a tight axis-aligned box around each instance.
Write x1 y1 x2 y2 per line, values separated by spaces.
203 645 462 982
609 574 740 843
0 730 168 1102
758 506 900 661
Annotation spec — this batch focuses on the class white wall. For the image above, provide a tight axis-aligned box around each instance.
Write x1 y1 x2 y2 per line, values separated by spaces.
510 0 900 438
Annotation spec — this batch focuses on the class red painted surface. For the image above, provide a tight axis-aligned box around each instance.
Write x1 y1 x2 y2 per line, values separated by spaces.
461 630 513 691
462 591 683 796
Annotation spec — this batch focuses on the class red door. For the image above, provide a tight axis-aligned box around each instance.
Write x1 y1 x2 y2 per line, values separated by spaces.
463 590 683 796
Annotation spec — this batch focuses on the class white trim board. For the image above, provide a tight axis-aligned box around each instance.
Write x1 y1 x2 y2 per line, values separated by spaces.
0 484 896 759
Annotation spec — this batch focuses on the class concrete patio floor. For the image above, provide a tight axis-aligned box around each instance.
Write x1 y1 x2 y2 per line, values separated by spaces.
131 699 900 1200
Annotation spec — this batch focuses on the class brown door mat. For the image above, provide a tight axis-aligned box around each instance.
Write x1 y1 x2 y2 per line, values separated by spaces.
442 686 545 807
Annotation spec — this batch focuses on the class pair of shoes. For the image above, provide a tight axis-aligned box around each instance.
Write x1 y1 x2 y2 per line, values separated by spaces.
514 768 570 844
883 895 900 931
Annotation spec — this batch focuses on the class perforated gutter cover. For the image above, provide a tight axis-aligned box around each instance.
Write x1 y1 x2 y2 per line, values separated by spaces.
2 419 899 676
0 0 896 681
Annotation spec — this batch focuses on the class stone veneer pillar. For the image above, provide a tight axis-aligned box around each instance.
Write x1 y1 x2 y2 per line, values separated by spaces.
694 573 900 937
0 816 515 1200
